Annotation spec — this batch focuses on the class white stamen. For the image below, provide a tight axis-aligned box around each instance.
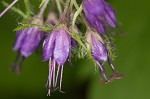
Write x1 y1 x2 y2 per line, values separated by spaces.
60 65 64 90
53 60 56 87
54 65 60 87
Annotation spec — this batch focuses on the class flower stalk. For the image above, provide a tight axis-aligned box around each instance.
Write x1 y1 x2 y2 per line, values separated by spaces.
2 1 26 19
0 0 18 18
37 0 50 18
60 0 70 22
56 0 62 15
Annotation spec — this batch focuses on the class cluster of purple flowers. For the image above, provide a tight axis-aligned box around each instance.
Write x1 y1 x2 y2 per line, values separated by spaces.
1 0 123 95
83 0 123 83
83 0 116 35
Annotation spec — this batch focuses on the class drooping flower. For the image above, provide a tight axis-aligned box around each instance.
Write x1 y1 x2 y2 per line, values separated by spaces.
12 16 43 73
13 27 43 57
87 32 123 83
42 27 71 95
82 0 116 35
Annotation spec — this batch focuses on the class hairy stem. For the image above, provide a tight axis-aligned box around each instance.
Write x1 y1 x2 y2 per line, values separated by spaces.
60 0 70 22
24 0 30 17
55 0 62 16
37 0 50 18
2 1 26 19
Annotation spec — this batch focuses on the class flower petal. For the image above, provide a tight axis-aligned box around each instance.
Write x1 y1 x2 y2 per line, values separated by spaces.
42 31 57 61
13 29 28 51
103 2 116 27
91 35 107 61
54 28 71 65
20 27 42 57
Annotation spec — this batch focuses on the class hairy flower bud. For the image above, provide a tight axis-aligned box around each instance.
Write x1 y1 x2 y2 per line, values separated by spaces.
86 31 123 83
91 34 107 61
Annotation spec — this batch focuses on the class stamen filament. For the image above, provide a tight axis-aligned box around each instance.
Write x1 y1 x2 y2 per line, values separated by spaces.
54 65 60 87
96 61 108 81
47 58 52 96
108 58 115 71
53 60 56 87
59 65 64 91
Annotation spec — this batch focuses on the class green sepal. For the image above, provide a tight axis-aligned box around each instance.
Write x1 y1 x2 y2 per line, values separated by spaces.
40 24 53 32
104 35 116 60
70 31 86 50
85 33 95 63
14 23 53 32
13 23 37 31
71 45 87 59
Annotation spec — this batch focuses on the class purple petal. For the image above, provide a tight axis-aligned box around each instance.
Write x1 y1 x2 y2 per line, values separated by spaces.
20 27 42 57
42 31 57 61
83 0 105 34
13 29 28 51
82 0 104 16
82 0 116 34
86 15 105 34
54 28 71 65
91 35 107 61
103 2 116 27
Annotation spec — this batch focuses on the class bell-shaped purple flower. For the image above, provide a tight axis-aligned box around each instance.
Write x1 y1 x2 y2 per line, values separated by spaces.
13 26 43 57
91 34 108 61
88 33 123 83
82 0 116 34
42 27 71 95
12 17 44 73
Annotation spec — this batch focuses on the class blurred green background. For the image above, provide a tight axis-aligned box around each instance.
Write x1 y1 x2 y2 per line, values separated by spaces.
0 0 150 99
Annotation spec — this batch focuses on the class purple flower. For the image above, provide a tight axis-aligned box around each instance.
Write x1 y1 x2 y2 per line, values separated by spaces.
42 28 71 95
89 33 123 83
12 25 43 73
91 34 108 61
82 0 116 34
13 27 43 57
